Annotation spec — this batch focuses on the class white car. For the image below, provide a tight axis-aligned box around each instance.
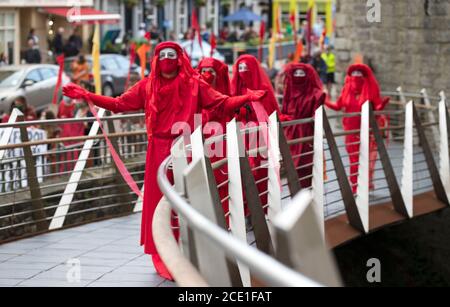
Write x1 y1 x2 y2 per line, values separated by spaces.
179 40 225 68
0 64 70 114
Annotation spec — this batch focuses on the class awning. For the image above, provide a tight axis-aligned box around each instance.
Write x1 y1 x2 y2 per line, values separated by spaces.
43 7 121 24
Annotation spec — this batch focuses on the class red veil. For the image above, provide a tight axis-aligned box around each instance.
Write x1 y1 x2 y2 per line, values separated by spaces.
231 54 281 120
332 64 388 113
197 57 231 96
144 42 203 133
282 63 325 187
282 63 324 119
327 63 389 192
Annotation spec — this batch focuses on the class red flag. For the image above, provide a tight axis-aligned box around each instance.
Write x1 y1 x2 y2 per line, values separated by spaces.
210 32 216 57
258 21 266 63
293 40 304 63
137 43 151 79
52 54 65 105
191 8 203 54
125 43 137 91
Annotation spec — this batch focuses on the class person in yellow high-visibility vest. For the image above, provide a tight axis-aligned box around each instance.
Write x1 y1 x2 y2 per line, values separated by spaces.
321 45 336 97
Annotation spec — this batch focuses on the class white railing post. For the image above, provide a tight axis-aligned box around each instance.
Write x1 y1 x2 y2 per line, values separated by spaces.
49 108 106 230
312 106 325 238
272 189 342 286
170 137 190 254
355 101 370 233
226 119 251 287
397 86 407 104
420 88 440 147
438 92 450 202
401 101 414 217
267 112 282 233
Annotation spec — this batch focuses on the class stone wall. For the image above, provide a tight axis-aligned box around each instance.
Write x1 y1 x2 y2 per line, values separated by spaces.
334 0 450 98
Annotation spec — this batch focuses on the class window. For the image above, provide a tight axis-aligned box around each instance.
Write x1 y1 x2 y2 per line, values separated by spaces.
101 57 120 70
25 69 42 83
39 68 57 80
0 11 16 65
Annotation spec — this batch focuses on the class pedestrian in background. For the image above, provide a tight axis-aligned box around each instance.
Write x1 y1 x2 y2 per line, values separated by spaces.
310 49 327 85
27 28 39 47
71 54 90 86
53 27 65 57
24 39 41 64
321 45 336 97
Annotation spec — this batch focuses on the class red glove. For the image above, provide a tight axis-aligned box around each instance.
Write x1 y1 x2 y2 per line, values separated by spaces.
223 89 266 114
246 88 266 101
63 83 120 112
62 83 90 100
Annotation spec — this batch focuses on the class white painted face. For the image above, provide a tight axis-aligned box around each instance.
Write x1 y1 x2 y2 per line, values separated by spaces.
351 70 363 77
293 69 306 77
159 48 178 60
201 67 216 76
238 62 249 72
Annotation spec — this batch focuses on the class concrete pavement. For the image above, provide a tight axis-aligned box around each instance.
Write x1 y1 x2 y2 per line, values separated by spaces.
0 214 175 287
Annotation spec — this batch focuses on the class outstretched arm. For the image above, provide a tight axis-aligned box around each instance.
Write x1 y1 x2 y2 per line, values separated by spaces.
374 97 390 111
63 81 147 113
198 82 266 115
325 98 342 111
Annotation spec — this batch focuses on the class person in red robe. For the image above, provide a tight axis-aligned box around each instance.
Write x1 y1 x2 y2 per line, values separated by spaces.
197 57 232 220
198 57 231 96
325 64 389 193
62 42 265 280
230 54 282 208
57 97 85 173
282 63 325 188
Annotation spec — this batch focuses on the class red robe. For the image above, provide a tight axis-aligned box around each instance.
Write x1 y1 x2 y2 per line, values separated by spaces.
326 64 389 192
282 63 325 188
57 101 85 172
231 54 281 207
76 42 256 278
198 58 231 221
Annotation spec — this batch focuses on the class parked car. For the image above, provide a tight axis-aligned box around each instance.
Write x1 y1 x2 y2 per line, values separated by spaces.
179 40 225 68
64 54 141 97
0 64 70 114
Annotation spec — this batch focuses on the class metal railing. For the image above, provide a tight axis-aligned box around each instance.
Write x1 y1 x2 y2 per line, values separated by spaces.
0 110 147 242
155 88 449 286
0 87 448 286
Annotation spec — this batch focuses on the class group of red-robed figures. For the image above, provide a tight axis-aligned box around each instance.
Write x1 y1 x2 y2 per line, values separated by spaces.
63 41 389 281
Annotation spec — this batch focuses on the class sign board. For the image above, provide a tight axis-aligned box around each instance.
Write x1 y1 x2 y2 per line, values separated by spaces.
0 0 93 7
0 127 47 192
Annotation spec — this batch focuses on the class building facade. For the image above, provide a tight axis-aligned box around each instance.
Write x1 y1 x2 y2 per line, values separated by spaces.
334 0 450 94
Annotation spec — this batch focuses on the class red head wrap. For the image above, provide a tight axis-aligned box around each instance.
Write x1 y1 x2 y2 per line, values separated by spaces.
197 57 231 96
282 63 324 118
146 42 201 114
337 64 383 110
231 54 280 116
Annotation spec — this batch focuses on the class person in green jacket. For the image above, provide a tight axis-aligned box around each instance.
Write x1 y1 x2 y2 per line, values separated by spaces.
321 45 336 97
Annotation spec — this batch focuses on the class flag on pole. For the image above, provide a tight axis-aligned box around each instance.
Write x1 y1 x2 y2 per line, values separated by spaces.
325 0 333 39
293 40 303 63
269 0 280 69
124 43 137 91
210 32 216 57
306 0 316 56
289 0 298 41
258 20 266 63
52 54 65 105
191 8 204 57
92 23 101 95
137 43 151 79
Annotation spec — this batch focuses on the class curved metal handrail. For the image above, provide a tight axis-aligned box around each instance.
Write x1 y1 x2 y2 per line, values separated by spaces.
157 156 323 287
